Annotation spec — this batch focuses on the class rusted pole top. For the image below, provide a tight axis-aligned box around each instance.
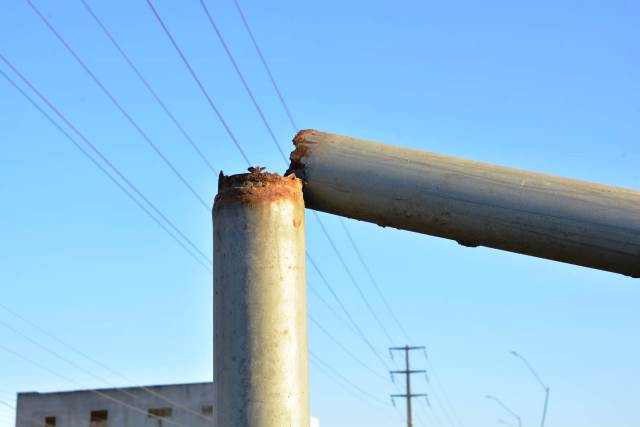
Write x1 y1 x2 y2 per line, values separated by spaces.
288 130 640 278
215 167 303 210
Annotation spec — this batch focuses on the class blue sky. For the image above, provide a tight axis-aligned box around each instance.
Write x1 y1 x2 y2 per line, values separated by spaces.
0 1 639 426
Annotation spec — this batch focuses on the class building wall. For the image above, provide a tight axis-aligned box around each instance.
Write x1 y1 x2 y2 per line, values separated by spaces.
16 383 214 427
16 383 319 427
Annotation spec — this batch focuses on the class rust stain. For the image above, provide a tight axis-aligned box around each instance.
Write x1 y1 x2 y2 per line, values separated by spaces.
287 144 311 177
286 129 321 179
293 218 302 228
214 167 303 211
293 129 320 145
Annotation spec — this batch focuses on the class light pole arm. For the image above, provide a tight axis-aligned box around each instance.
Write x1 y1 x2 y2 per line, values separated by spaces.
512 351 547 390
486 395 521 427
511 351 550 427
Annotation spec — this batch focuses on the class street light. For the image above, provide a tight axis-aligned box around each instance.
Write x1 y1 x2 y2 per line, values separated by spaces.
511 351 550 427
485 395 522 427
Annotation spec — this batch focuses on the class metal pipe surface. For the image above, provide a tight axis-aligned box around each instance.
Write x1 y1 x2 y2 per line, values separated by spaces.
213 169 309 427
288 130 640 278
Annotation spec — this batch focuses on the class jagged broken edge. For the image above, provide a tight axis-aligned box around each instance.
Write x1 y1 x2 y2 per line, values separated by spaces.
285 129 320 181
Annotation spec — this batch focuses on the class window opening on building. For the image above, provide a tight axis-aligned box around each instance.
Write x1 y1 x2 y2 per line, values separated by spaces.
89 410 108 427
148 407 172 418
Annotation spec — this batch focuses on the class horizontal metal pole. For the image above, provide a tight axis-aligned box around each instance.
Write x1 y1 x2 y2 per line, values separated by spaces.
288 130 640 278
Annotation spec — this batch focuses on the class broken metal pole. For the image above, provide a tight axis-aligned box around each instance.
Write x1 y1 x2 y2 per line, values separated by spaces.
288 130 640 278
213 169 309 427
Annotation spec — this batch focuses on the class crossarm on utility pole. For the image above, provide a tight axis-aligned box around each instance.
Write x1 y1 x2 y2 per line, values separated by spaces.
288 130 640 278
391 394 428 398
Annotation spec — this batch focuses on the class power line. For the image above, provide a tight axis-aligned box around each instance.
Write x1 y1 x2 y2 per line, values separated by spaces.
143 0 251 166
20 3 422 422
231 0 297 131
313 321 431 425
0 62 212 273
428 364 466 427
334 227 438 427
307 253 390 372
0 52 212 267
308 314 388 383
21 6 390 420
151 0 391 371
144 0 392 375
336 228 459 427
218 0 397 345
311 354 421 427
0 402 17 427
307 283 359 337
309 351 390 408
198 0 396 347
314 212 395 344
6 3 396 422
310 281 428 427
229 5 467 426
195 0 398 362
28 1 461 425
6 24 384 427
339 217 413 342
0 343 194 427
0 59 217 420
197 0 287 163
0 302 213 422
24 0 210 210
79 0 218 176
0 320 214 422
0 400 49 427
417 397 445 427
308 359 387 416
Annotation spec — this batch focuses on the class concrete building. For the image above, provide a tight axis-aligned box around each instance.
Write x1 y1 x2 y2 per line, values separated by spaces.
15 382 319 427
16 383 213 427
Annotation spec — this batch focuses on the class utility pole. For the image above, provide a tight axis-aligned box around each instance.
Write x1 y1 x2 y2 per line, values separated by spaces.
390 345 428 427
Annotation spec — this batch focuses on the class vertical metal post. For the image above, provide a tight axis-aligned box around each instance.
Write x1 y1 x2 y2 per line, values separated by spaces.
541 387 549 427
213 169 309 427
511 351 550 427
405 346 412 427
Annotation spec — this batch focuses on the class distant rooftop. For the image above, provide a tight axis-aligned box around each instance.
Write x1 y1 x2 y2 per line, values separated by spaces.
18 381 213 397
